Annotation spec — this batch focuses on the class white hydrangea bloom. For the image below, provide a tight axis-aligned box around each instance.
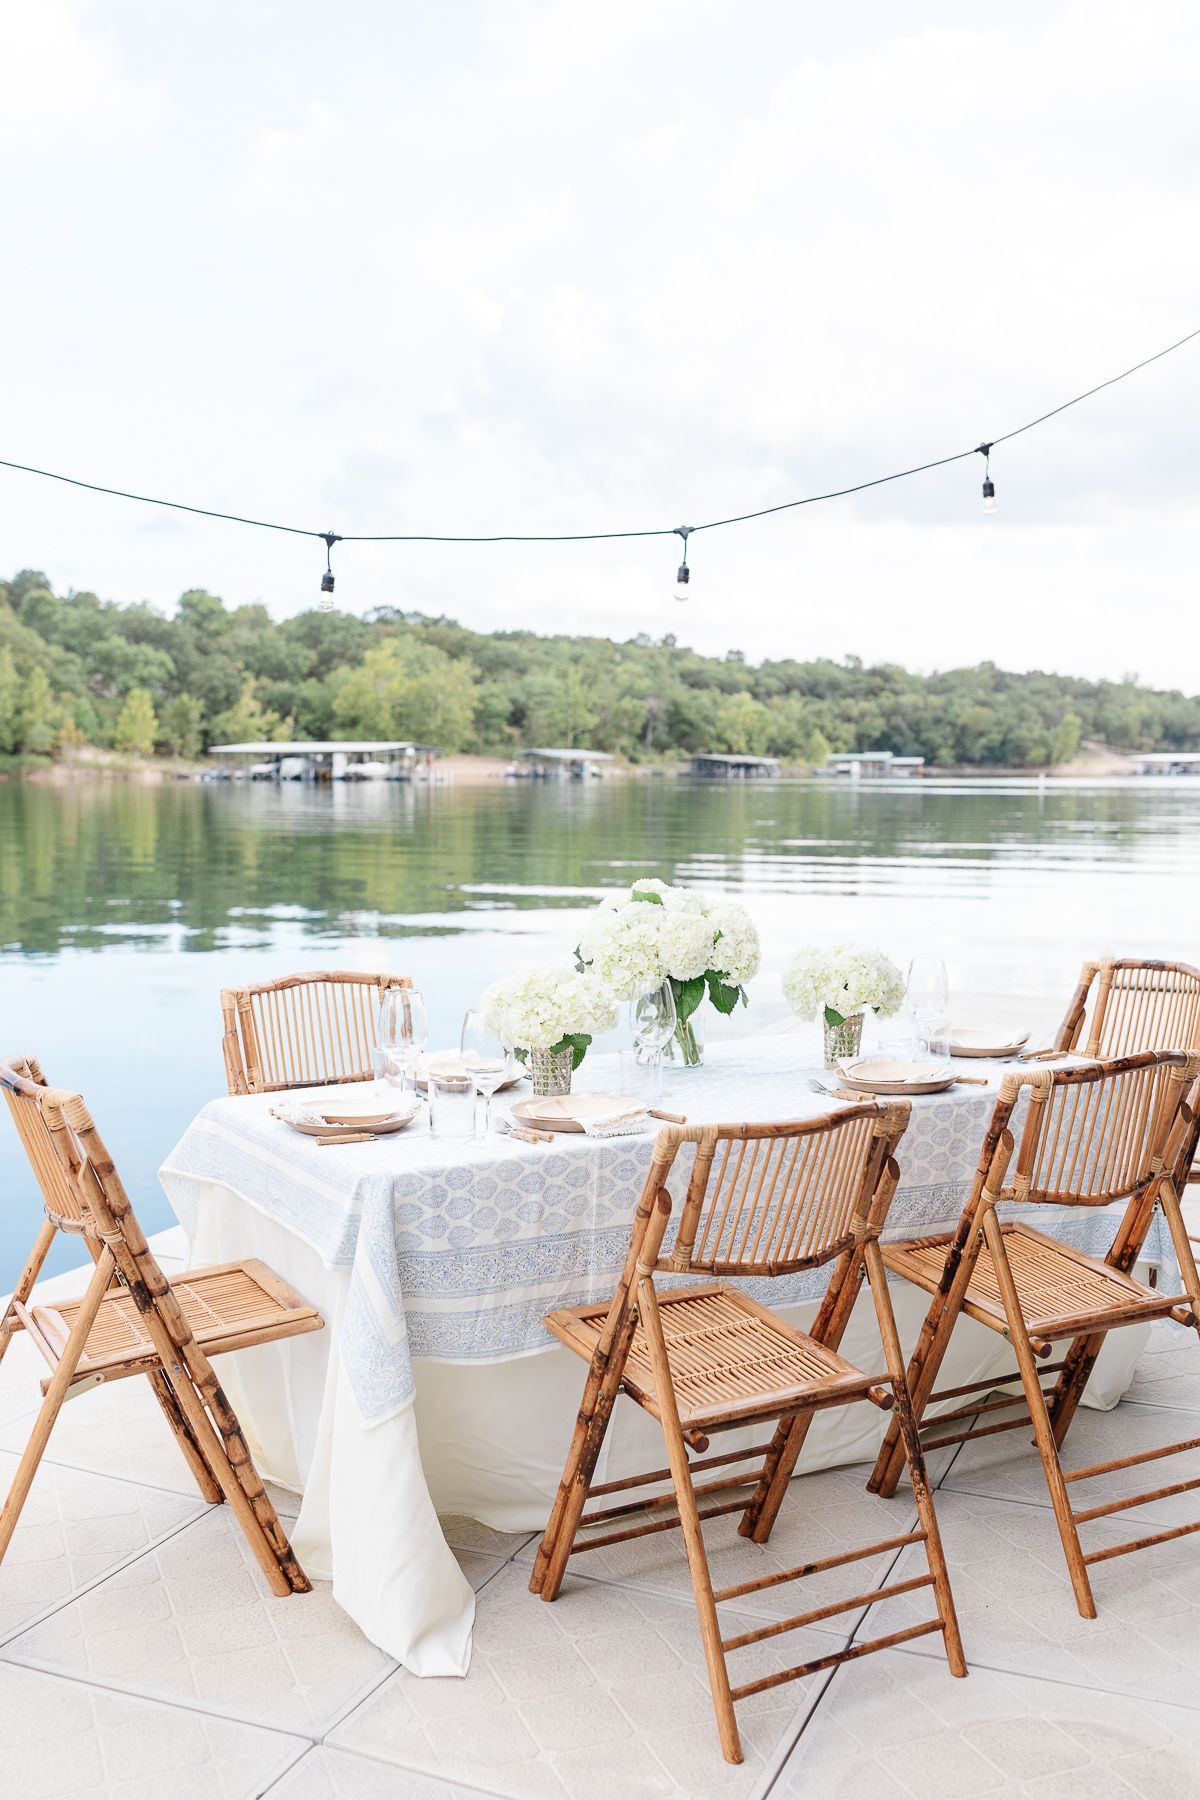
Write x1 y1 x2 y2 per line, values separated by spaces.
576 903 666 1002
783 945 904 1021
480 964 618 1051
706 900 761 985
658 909 715 982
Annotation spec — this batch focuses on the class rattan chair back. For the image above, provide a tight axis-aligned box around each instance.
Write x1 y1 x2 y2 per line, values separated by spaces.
0 1053 91 1235
665 1104 907 1277
1001 1053 1191 1208
1056 959 1200 1059
220 969 412 1094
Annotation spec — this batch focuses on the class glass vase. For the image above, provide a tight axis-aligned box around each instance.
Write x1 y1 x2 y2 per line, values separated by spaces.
528 1046 574 1098
822 1010 864 1068
668 1008 705 1069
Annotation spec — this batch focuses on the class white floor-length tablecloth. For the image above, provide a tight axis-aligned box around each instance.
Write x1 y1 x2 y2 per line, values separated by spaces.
160 1039 1169 1675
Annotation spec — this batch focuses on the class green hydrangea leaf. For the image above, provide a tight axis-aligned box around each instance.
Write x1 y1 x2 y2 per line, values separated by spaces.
673 975 706 1022
707 973 740 1016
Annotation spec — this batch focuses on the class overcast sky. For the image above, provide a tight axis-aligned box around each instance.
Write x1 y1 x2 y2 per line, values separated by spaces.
4 1 1198 686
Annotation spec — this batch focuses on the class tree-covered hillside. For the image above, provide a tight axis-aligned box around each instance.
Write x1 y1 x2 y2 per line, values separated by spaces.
1 568 1197 767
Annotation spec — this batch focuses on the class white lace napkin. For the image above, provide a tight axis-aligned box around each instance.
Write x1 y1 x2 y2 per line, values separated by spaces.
578 1104 649 1138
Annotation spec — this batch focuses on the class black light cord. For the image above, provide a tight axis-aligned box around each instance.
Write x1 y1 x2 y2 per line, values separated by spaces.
2 323 1197 550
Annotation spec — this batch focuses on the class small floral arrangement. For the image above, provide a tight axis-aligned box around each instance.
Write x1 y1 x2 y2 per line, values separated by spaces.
479 963 619 1070
577 878 761 1065
783 945 905 1028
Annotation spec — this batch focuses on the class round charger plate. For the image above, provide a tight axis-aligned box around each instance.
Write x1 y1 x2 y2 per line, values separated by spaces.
283 1105 420 1138
948 1027 1030 1058
289 1081 419 1126
511 1094 644 1133
412 1052 525 1093
837 1056 956 1096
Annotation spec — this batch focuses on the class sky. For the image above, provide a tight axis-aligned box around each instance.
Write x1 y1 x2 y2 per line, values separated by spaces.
4 0 1198 687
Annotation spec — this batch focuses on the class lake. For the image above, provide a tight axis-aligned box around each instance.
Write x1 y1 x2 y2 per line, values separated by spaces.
1 774 1195 1286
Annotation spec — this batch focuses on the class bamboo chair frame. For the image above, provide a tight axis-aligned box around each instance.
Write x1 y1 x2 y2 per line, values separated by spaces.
0 1053 323 1597
868 1050 1200 1621
220 970 413 1094
529 1102 966 1765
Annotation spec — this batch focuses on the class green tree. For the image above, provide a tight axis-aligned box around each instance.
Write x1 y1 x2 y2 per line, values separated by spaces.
211 677 283 745
1048 712 1083 767
0 647 19 752
802 727 831 769
112 686 158 755
18 665 56 753
715 691 772 755
158 693 206 759
331 638 478 750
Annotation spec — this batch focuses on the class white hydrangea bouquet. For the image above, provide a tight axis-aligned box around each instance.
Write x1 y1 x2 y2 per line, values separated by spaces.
479 963 619 1096
782 944 905 1066
576 878 761 1067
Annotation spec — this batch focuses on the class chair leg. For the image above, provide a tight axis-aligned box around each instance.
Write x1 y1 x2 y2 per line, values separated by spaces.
980 1207 1096 1619
638 1279 742 1763
869 1275 962 1500
863 1241 966 1676
531 1305 640 1601
0 1220 57 1367
740 1247 864 1545
145 1370 223 1504
0 1249 114 1565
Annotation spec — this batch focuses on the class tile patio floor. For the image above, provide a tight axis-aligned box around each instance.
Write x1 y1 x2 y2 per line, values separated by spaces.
4 1226 1200 1799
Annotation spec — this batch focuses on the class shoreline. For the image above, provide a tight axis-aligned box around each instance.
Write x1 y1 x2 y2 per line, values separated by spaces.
0 751 1189 788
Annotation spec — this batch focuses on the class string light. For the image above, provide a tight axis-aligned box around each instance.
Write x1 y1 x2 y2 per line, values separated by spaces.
0 324 1196 602
673 525 691 600
978 443 997 513
319 532 339 609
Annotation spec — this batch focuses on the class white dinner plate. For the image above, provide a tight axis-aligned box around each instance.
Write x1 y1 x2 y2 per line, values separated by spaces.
837 1056 956 1095
511 1094 645 1133
947 1027 1030 1058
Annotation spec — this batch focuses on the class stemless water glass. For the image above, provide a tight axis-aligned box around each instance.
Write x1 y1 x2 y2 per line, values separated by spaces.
631 983 677 1101
427 1068 477 1139
905 956 950 1058
375 985 428 1090
460 1008 514 1135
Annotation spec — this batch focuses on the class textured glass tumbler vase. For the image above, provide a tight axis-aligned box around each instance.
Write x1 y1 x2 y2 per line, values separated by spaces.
529 1046 574 1098
822 1011 864 1068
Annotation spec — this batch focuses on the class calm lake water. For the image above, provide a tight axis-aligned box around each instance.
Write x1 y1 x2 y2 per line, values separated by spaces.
2 775 1195 1286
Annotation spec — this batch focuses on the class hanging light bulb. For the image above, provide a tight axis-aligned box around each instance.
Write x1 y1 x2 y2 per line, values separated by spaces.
673 525 692 601
977 443 997 514
319 532 340 610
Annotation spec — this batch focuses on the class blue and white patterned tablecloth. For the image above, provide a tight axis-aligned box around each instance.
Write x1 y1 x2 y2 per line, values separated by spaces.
159 1039 1178 1426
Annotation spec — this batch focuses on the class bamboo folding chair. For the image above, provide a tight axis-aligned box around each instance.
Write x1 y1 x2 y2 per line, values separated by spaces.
0 1053 324 1596
868 1051 1200 1621
529 1104 966 1766
221 969 412 1094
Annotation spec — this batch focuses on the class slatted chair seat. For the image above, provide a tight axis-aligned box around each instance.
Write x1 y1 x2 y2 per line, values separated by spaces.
883 1224 1191 1341
548 1285 885 1429
531 1105 965 1766
19 1260 321 1390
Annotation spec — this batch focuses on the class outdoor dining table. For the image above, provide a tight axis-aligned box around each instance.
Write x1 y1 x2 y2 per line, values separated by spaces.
158 1035 1178 1676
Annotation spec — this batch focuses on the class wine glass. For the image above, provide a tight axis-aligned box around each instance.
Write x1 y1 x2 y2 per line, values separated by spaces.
905 956 949 1058
376 985 428 1091
460 1008 514 1135
631 983 677 1101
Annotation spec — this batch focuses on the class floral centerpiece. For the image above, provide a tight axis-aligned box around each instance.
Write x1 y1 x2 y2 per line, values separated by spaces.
479 963 618 1097
577 878 760 1067
783 945 905 1066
